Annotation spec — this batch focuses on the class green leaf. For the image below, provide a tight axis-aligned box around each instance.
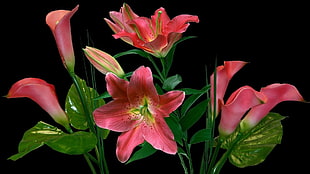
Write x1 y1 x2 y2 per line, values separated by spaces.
221 112 285 168
180 99 209 131
162 74 182 91
179 86 210 95
180 85 209 117
190 128 212 144
165 114 184 145
8 121 97 160
46 131 97 155
126 142 157 164
114 49 151 59
65 75 105 130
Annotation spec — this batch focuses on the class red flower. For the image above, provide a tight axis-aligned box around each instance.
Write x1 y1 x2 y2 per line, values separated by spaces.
6 78 70 130
46 5 79 73
93 66 185 163
104 3 199 58
241 83 304 130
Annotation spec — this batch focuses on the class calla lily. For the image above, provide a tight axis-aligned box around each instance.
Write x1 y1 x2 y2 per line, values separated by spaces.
240 83 304 130
104 3 199 58
83 46 125 78
6 78 70 130
93 66 185 163
218 86 267 136
210 61 248 116
46 5 79 73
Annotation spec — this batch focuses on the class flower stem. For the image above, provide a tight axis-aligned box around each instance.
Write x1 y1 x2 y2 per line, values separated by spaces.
83 153 98 174
69 72 108 174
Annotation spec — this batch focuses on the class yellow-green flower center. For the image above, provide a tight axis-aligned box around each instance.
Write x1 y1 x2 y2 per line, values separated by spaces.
130 97 155 125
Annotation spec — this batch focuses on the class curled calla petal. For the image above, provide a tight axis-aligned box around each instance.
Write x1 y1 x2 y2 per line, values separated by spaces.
83 46 125 78
94 66 185 163
46 5 79 73
210 61 248 116
104 3 199 58
241 83 304 130
6 78 70 129
218 86 267 136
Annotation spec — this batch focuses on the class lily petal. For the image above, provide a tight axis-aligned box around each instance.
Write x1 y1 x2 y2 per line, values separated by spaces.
106 72 129 100
93 100 138 132
116 127 144 163
142 117 177 154
158 90 185 116
127 66 159 106
241 83 304 130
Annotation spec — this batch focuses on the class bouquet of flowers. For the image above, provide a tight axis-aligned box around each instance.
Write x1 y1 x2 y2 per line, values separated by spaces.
4 2 305 174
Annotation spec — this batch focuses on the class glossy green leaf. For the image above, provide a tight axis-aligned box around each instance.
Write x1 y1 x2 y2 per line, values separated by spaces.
180 99 209 131
126 142 157 164
221 112 285 168
165 113 184 145
162 74 182 91
190 128 212 144
46 131 97 155
65 75 105 130
8 121 97 160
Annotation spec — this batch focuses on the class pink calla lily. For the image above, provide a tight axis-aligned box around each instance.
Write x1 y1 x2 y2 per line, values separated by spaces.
210 61 248 116
6 78 70 130
218 86 267 136
241 83 304 130
93 66 185 163
46 5 79 73
104 3 199 58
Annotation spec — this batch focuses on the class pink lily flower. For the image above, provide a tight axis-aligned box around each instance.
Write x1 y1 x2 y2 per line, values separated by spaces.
218 86 267 136
46 5 79 73
104 3 199 58
210 61 248 116
6 78 70 130
241 83 304 130
83 46 125 78
93 66 185 163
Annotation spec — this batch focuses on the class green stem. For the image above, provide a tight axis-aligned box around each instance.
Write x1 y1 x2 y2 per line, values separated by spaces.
178 153 188 174
69 73 96 133
146 55 165 83
83 153 97 174
96 127 109 174
211 134 243 174
183 143 194 174
69 72 108 174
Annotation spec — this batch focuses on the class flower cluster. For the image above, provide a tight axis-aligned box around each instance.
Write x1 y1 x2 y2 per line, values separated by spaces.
5 3 305 174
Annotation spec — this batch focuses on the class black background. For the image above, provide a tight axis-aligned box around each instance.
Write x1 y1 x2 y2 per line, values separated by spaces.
1 0 309 173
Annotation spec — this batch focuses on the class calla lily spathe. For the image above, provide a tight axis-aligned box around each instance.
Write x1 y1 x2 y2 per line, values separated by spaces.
241 83 304 130
83 46 125 78
93 66 185 163
6 78 70 130
104 3 199 58
210 61 248 116
46 5 79 73
218 86 267 136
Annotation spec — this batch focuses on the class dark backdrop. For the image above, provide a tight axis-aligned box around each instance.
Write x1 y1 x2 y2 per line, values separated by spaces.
1 0 309 173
